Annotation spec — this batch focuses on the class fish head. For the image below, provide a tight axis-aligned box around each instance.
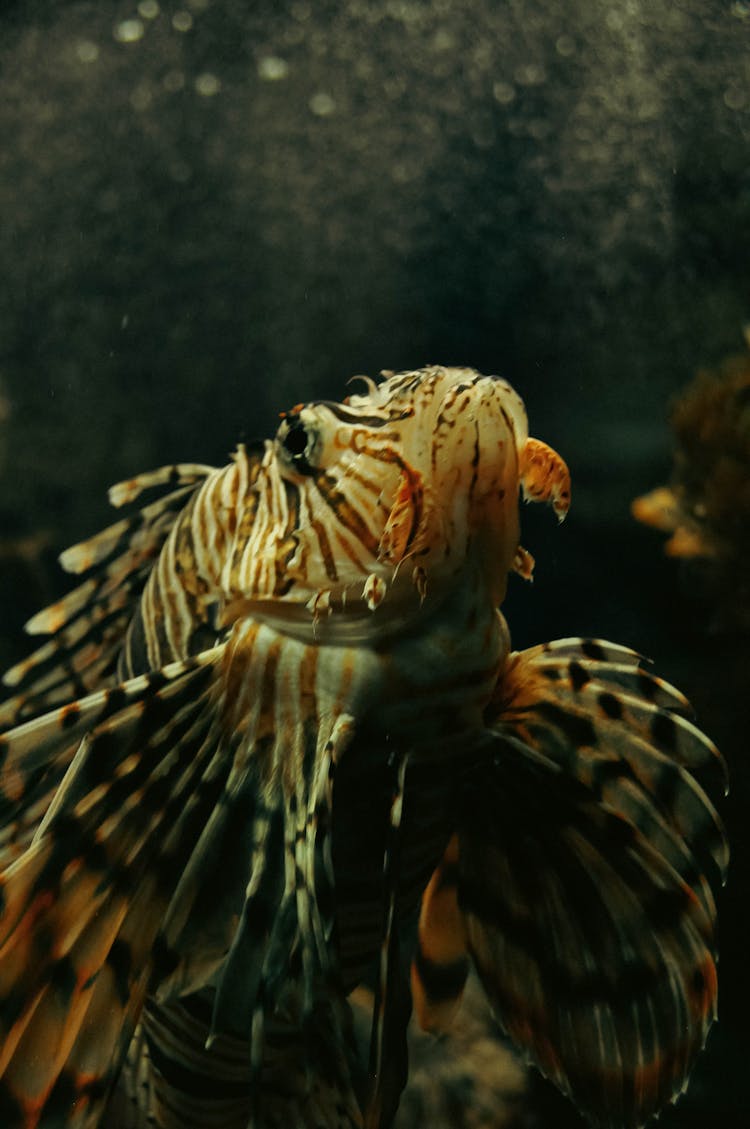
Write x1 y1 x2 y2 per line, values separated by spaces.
267 366 540 617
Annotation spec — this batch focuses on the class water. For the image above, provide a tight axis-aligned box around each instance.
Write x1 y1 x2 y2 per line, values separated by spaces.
0 2 748 1126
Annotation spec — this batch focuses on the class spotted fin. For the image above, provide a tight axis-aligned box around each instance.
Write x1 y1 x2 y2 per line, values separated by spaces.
0 645 245 1128
0 639 362 1128
1 575 362 1129
0 632 347 1124
452 637 727 1129
0 648 222 867
0 465 214 731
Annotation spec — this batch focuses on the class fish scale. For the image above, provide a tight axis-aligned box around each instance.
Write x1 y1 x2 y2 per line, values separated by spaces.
0 366 727 1129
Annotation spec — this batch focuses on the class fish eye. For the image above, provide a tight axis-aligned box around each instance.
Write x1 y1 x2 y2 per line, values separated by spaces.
277 414 318 475
282 421 309 457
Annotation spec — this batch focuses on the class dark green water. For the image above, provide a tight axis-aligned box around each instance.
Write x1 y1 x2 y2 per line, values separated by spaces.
0 3 748 1126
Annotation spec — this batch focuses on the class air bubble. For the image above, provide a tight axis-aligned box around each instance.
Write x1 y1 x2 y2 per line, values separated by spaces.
258 56 289 81
514 63 546 87
431 28 455 52
195 73 221 96
492 81 515 105
555 34 576 57
76 41 99 63
114 19 145 44
724 85 746 110
309 92 336 116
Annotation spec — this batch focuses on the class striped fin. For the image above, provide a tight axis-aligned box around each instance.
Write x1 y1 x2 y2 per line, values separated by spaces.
129 989 363 1129
190 715 355 1127
0 466 214 731
0 646 233 1128
496 639 729 890
454 638 727 1129
258 988 364 1129
106 1020 155 1127
0 685 360 1129
0 638 357 1128
106 464 217 511
0 650 223 867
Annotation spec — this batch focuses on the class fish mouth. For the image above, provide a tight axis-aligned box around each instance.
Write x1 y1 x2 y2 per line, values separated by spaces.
221 589 450 647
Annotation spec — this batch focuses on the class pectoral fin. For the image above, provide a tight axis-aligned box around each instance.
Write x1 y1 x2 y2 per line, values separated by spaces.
0 646 232 1128
0 465 214 732
451 637 726 1129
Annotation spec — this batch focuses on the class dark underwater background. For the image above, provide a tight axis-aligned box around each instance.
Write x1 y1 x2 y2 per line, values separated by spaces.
0 2 748 1126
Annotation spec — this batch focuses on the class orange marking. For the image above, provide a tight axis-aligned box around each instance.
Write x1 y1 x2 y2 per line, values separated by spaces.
279 403 304 419
512 544 535 580
412 835 469 1032
687 953 718 1020
378 461 424 564
519 438 571 520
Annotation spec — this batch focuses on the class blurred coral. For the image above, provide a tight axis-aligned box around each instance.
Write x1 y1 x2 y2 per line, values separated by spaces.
633 329 750 630
351 974 528 1129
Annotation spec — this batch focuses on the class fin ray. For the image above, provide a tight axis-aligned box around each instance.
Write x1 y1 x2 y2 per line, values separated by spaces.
0 470 214 729
455 637 726 1129
0 644 235 1125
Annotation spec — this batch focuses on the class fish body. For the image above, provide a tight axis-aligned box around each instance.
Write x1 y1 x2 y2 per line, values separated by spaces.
0 367 726 1129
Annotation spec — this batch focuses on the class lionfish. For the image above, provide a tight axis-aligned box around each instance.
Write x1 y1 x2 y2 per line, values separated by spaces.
0 366 727 1129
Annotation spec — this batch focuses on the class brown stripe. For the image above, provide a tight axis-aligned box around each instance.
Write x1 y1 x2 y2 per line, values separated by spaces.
310 517 339 582
314 472 380 558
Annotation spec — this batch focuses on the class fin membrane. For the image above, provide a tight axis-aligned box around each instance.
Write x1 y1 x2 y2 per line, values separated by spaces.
0 645 231 1128
0 465 214 731
451 637 727 1129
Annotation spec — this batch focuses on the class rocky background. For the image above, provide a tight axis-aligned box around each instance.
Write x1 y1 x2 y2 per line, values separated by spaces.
1 2 748 1126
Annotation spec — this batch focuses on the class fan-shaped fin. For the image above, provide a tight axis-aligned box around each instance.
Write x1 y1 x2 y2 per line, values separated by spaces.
494 639 728 894
0 646 232 1128
454 637 726 1129
0 466 214 731
0 649 223 867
